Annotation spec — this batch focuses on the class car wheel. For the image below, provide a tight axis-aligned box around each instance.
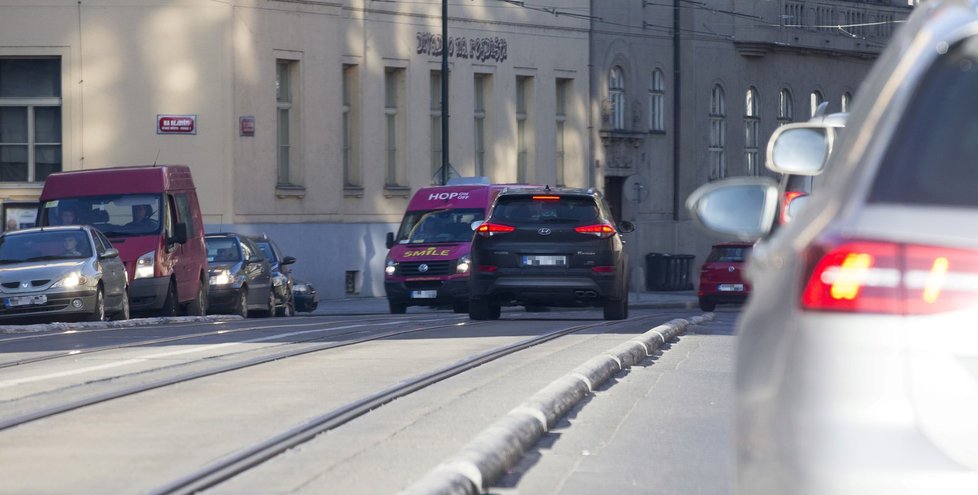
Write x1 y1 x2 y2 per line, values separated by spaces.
469 299 500 320
698 298 716 312
389 301 407 314
160 281 179 317
236 287 249 318
276 291 295 317
603 297 628 320
113 288 131 321
186 278 207 316
260 289 275 317
452 301 468 313
88 286 107 322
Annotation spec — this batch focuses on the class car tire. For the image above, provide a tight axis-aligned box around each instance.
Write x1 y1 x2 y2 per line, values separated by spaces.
260 289 275 317
389 301 407 314
235 287 249 318
469 299 501 320
88 286 106 322
186 278 207 317
113 288 131 321
161 281 179 317
276 291 295 317
603 297 628 320
698 298 716 312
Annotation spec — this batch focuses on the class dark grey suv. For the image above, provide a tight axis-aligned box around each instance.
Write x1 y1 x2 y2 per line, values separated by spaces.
468 187 634 320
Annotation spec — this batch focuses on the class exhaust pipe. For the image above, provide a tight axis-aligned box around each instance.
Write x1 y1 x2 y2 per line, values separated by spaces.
574 290 598 298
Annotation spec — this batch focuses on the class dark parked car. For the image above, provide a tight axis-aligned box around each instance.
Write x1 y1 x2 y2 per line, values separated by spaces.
468 186 634 320
292 279 319 312
0 225 129 323
204 233 275 318
250 234 297 317
697 242 752 311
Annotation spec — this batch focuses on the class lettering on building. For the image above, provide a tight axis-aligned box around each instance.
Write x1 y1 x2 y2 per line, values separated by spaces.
416 32 508 63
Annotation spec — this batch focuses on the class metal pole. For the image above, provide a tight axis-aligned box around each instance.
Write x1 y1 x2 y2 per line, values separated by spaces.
441 0 450 185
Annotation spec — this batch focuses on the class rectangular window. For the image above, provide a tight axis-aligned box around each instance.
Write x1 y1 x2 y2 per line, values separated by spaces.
0 58 62 182
385 68 405 187
555 78 570 187
474 74 487 177
276 59 299 186
516 76 532 183
342 64 361 189
430 71 443 183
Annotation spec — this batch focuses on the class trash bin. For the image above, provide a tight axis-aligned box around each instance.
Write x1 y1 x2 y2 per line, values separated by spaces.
646 253 695 291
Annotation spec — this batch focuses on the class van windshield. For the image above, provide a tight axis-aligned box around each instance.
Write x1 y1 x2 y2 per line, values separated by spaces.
396 208 485 244
40 194 163 238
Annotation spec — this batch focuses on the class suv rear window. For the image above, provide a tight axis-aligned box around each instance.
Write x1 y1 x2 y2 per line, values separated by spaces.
869 38 978 208
493 196 600 224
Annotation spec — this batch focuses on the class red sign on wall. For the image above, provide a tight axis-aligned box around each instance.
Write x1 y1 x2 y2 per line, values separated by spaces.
157 114 197 135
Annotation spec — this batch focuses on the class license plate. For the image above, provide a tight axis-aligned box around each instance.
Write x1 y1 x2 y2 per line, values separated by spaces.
7 295 47 307
718 284 744 292
522 255 567 267
410 290 438 299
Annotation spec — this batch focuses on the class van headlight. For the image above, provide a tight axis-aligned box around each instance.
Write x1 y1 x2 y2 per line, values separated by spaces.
456 255 471 274
135 250 155 279
52 272 88 289
385 258 398 276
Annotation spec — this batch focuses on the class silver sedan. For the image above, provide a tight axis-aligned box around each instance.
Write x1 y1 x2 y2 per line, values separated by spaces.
0 225 129 324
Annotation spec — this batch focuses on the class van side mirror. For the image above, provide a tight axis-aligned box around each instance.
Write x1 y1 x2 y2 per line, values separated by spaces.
386 232 395 250
170 223 188 245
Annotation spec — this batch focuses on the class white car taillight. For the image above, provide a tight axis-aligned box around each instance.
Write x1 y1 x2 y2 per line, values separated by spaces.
801 239 978 315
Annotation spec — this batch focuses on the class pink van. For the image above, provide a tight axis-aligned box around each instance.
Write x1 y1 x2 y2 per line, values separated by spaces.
384 179 532 314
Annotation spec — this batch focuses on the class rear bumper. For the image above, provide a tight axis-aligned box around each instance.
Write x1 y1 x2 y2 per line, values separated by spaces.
470 271 623 306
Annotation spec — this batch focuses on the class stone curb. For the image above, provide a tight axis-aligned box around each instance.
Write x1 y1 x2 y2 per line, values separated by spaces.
398 313 716 495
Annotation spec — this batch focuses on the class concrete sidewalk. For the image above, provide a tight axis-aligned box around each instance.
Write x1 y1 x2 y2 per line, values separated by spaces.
310 290 699 315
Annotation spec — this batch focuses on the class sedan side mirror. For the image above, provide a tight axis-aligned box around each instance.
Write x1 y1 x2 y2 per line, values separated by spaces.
101 248 120 259
685 177 779 241
281 255 297 265
767 123 838 176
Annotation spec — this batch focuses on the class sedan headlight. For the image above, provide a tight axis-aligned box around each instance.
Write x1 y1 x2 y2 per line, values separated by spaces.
272 273 287 288
209 269 233 286
456 255 471 274
293 283 308 293
52 272 88 289
135 250 155 279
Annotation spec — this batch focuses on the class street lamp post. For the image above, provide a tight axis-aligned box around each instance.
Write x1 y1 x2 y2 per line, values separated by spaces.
441 0 450 185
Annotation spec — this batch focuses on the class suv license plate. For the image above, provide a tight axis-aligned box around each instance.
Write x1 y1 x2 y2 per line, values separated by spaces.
522 255 567 267
7 295 47 307
410 290 437 299
718 284 744 292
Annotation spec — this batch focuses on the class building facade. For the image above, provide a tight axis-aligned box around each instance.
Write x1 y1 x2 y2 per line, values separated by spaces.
0 0 912 298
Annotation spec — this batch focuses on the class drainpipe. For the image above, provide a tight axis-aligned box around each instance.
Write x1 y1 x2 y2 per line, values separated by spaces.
672 0 681 221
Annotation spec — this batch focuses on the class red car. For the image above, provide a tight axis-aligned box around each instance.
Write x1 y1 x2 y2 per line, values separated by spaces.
697 242 753 311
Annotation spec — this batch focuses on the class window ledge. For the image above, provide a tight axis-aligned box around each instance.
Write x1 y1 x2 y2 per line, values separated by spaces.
275 184 306 198
383 185 411 198
343 185 364 198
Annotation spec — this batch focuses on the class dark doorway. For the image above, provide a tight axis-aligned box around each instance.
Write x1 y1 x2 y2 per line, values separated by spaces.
604 176 625 223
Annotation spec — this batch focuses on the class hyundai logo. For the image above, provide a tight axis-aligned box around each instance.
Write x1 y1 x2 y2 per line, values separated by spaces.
538 228 552 236
419 263 429 273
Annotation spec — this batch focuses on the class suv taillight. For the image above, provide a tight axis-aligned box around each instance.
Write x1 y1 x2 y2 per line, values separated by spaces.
801 240 978 315
575 224 616 239
475 222 516 237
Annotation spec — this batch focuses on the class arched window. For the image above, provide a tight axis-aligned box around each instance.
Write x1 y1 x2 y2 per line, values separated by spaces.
648 68 665 132
745 87 760 176
779 88 793 126
609 66 625 130
810 90 824 117
709 84 726 180
842 91 853 112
